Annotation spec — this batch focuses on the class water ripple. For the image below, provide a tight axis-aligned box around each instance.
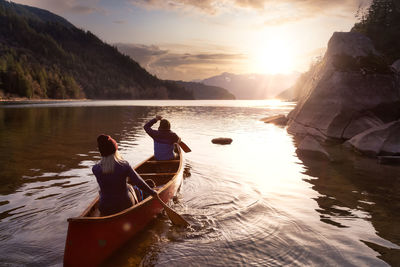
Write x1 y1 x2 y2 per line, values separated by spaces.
0 102 398 266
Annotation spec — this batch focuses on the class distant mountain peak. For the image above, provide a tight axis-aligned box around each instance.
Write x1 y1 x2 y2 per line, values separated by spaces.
198 72 300 100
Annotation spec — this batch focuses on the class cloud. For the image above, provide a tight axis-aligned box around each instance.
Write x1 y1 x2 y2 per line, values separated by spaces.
116 43 246 80
129 0 371 21
128 0 220 14
233 0 266 10
113 20 126 24
69 4 101 14
15 0 372 24
259 0 361 27
13 0 105 15
262 15 304 26
154 52 245 67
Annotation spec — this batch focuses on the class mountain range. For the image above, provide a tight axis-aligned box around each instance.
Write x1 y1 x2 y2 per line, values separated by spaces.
173 81 235 100
198 72 300 100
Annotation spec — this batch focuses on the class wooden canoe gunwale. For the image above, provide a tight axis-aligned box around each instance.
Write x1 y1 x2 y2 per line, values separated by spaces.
66 148 183 223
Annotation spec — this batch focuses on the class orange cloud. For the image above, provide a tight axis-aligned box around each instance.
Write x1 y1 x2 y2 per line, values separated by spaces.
116 43 246 80
129 0 371 18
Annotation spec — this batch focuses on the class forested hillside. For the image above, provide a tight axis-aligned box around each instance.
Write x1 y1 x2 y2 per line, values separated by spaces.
174 81 235 100
0 0 193 99
352 0 400 64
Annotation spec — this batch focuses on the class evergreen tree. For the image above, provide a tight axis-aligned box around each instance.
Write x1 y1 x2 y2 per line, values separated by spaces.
352 0 400 63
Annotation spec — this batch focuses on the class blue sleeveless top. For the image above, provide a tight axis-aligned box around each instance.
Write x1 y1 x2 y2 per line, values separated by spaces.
144 118 180 160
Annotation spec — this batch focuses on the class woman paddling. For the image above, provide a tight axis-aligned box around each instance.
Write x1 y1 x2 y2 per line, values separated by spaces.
144 115 181 160
92 134 157 216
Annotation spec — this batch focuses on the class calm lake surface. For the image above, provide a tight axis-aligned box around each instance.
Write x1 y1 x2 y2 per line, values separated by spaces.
0 100 399 266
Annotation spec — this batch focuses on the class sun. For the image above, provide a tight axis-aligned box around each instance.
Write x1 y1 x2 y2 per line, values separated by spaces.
251 36 295 74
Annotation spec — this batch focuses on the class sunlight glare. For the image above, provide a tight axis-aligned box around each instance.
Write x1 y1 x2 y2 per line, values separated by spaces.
251 35 295 74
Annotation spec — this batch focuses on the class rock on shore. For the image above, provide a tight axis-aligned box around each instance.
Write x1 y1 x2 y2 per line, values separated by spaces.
296 135 332 161
287 32 400 142
261 115 288 126
212 138 233 145
286 31 400 159
347 120 400 156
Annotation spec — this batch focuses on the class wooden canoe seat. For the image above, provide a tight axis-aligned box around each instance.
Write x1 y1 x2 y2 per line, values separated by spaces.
137 172 176 186
139 172 176 176
145 160 180 164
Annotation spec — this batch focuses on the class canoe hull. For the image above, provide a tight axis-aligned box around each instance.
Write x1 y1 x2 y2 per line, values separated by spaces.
64 151 183 266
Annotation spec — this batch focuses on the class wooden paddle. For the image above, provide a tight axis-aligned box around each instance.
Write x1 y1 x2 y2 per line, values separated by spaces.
156 194 189 227
178 141 191 153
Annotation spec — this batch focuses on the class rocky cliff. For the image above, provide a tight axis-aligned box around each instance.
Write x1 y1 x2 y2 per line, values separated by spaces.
287 31 400 158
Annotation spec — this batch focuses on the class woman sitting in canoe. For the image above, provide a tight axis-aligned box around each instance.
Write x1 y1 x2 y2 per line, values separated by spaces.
144 115 180 160
93 134 157 216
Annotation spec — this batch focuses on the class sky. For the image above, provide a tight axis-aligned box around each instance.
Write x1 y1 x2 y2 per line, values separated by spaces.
13 0 371 81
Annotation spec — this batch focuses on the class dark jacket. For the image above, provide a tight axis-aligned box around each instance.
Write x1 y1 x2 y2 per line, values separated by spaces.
92 161 156 216
144 118 180 160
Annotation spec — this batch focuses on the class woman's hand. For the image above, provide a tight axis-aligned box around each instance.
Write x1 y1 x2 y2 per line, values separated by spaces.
155 115 162 121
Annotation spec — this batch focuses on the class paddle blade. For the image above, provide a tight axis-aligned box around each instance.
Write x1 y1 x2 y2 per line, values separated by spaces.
156 195 190 227
178 141 191 153
164 204 190 227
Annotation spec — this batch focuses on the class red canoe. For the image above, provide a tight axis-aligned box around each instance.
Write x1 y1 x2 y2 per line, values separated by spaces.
64 147 184 266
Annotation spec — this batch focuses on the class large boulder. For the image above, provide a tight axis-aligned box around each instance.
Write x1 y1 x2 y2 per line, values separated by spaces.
261 114 288 126
347 120 400 156
211 137 232 145
287 32 400 142
342 113 384 139
325 31 378 59
296 135 331 161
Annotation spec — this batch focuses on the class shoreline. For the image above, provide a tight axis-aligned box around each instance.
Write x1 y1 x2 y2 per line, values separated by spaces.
0 98 88 102
0 98 90 106
0 98 291 103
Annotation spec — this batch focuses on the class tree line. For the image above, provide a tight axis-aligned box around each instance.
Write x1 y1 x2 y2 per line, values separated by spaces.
352 0 400 64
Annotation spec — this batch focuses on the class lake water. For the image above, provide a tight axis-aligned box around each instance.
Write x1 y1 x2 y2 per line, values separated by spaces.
0 100 399 266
